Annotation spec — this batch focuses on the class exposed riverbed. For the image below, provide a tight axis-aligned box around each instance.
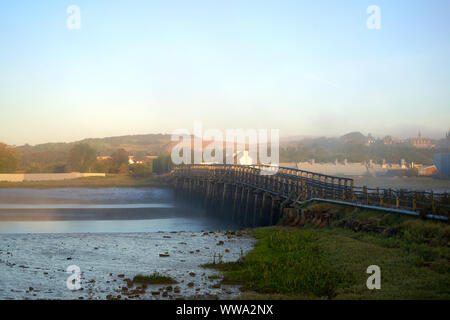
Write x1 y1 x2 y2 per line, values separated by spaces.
0 188 255 300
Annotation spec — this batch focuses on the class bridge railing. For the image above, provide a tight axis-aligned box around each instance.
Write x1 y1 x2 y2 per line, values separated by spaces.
171 164 450 218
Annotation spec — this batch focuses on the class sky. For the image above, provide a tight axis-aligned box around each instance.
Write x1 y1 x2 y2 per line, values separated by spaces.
0 0 449 145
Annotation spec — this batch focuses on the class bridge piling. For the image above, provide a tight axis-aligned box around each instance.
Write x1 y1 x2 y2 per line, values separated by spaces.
244 188 253 226
270 197 282 225
253 191 262 226
231 184 241 222
260 193 271 226
221 183 232 217
238 187 247 225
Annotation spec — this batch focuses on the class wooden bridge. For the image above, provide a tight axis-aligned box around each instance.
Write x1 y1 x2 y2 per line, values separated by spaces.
169 164 449 226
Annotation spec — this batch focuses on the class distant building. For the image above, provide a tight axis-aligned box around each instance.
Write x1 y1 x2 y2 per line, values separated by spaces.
365 133 376 146
382 132 435 149
400 159 406 169
383 135 404 145
128 156 144 165
96 156 111 161
418 165 437 176
408 131 435 149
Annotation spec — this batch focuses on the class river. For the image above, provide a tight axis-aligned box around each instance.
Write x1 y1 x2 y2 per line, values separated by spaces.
0 187 255 300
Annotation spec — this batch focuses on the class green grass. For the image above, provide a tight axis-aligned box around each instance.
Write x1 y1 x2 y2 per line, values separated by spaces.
204 202 450 300
203 228 345 299
132 272 178 285
317 228 450 299
207 274 222 280
0 175 166 188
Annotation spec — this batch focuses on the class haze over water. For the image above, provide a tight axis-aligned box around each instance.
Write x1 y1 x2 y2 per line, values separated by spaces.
0 188 240 234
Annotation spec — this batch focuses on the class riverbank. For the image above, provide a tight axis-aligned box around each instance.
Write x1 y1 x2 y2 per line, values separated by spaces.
0 175 165 189
204 202 450 299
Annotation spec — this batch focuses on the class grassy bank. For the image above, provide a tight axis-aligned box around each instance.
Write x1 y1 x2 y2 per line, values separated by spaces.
204 203 450 299
133 272 178 285
0 174 166 188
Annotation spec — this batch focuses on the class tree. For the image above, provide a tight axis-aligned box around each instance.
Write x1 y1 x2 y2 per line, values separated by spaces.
134 151 146 161
0 143 20 173
152 154 174 174
102 148 130 173
92 160 109 173
118 163 129 175
111 148 129 169
129 163 152 177
67 143 97 172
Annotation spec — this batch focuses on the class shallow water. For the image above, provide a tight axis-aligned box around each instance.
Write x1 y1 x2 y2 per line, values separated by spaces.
0 188 253 300
0 217 241 234
0 188 240 233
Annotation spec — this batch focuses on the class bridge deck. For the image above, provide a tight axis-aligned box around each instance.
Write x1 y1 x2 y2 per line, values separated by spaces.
171 164 449 221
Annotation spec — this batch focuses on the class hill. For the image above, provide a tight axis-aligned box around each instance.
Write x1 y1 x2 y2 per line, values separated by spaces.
18 134 173 156
13 134 173 173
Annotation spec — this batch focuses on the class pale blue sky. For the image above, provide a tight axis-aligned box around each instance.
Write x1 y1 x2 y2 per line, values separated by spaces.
1 0 449 145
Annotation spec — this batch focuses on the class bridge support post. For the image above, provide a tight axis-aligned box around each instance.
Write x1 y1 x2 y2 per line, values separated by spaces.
188 178 194 203
211 182 223 214
244 188 253 226
194 179 202 205
232 184 241 222
253 191 262 227
270 197 282 225
221 183 232 216
260 193 271 226
204 180 214 208
173 177 180 200
238 187 247 224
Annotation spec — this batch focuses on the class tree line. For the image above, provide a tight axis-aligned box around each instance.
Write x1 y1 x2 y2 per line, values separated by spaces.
280 141 449 164
0 142 174 175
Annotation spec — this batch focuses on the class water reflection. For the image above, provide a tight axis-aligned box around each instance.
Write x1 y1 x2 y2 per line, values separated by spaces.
0 217 239 234
0 203 174 209
0 188 239 233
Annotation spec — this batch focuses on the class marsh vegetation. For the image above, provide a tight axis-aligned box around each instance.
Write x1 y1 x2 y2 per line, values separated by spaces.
204 203 450 299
